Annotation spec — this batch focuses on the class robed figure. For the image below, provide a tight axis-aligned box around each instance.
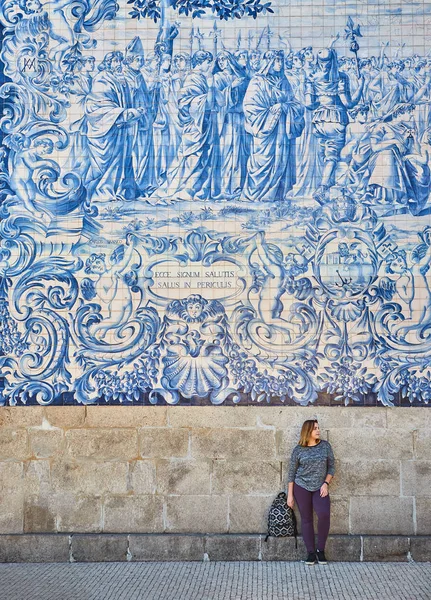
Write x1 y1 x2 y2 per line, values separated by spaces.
153 54 178 185
287 53 324 198
169 54 190 159
85 51 140 203
368 62 414 119
65 57 95 182
124 38 158 197
241 51 304 203
213 51 250 199
365 103 427 215
154 50 221 202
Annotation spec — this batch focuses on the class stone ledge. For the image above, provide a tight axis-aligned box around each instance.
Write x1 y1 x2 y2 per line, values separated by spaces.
363 535 410 562
410 536 431 562
129 534 205 561
0 534 429 562
72 534 128 562
0 534 70 563
205 535 260 561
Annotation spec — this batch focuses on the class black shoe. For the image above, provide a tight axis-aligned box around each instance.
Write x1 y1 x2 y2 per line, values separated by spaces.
305 552 316 565
316 550 327 565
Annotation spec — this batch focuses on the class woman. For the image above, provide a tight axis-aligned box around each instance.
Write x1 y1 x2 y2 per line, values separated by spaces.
287 420 335 566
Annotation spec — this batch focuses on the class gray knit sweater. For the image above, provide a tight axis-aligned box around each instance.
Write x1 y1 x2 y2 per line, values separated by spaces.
288 440 336 492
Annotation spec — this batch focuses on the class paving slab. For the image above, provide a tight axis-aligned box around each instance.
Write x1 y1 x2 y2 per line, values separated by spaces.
0 561 429 600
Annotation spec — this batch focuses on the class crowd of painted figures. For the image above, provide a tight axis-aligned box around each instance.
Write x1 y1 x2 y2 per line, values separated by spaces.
5 32 431 213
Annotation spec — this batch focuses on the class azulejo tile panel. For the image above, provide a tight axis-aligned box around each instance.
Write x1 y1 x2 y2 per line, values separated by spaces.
0 0 431 406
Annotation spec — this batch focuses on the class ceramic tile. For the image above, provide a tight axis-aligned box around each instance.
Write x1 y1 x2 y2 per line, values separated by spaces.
0 0 430 406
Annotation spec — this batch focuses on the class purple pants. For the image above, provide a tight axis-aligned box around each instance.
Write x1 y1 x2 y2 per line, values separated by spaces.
294 483 330 553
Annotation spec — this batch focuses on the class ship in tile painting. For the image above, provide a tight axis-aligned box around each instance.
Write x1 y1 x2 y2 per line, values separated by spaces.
1 0 431 407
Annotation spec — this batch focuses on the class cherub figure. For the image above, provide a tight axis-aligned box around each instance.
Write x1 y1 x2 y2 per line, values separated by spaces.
18 0 75 69
81 234 139 341
380 249 413 318
378 227 431 340
17 0 118 71
249 231 311 343
156 295 230 399
3 134 57 217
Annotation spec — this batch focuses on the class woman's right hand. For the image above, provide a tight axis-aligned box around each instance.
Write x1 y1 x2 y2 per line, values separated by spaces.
287 495 295 509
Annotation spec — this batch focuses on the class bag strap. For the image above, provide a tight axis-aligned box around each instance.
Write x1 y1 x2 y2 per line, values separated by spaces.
291 508 298 549
264 498 274 543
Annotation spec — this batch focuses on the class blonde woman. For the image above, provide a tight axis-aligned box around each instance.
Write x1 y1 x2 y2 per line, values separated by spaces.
287 420 335 566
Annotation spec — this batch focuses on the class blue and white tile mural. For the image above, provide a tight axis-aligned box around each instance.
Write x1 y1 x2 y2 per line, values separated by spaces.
1 0 431 406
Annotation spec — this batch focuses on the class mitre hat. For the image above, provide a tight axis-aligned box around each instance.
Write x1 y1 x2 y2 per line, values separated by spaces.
126 37 145 58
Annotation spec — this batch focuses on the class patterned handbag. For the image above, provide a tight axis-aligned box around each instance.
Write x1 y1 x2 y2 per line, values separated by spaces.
265 491 298 546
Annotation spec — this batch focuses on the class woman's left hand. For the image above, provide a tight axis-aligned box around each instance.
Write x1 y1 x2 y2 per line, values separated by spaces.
320 483 329 498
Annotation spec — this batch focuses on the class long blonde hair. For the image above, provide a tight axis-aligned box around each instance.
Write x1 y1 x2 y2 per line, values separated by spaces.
299 419 318 447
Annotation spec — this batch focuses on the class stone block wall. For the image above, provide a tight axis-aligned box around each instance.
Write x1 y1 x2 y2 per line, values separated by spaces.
0 406 430 561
